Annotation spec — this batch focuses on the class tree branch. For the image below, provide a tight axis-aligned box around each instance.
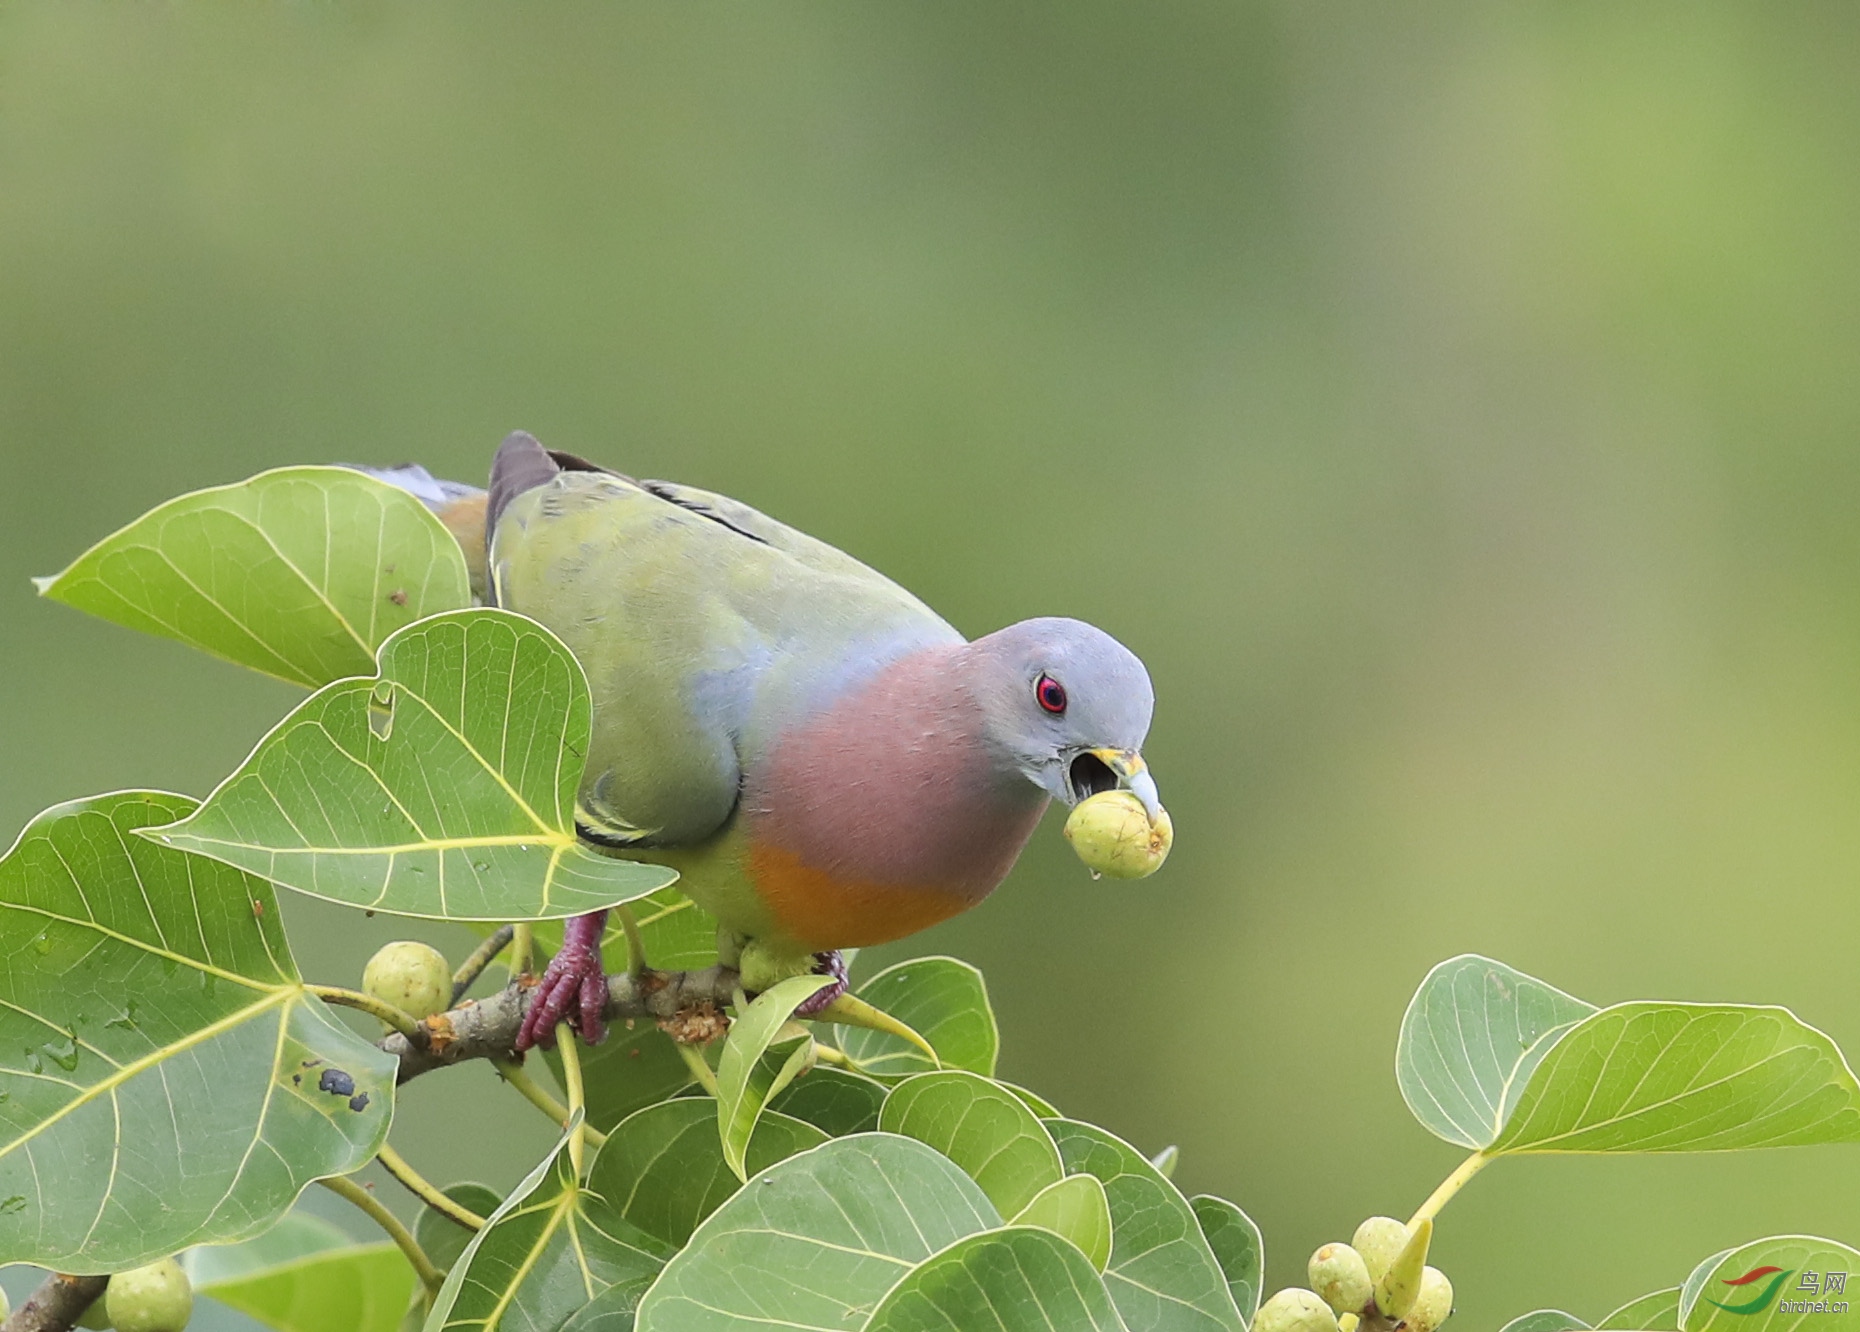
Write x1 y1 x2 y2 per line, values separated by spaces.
380 965 737 1083
3 1273 107 1332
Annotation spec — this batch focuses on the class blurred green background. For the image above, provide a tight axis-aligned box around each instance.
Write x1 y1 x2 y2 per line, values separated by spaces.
4 3 1860 1322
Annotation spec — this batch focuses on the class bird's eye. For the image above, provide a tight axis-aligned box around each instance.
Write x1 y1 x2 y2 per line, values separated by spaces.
1035 674 1067 714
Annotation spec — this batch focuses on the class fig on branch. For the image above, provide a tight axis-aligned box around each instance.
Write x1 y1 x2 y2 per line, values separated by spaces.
1350 1216 1410 1284
1254 1288 1342 1332
1406 1267 1454 1332
1372 1217 1432 1319
363 940 452 1020
1307 1242 1373 1314
105 1258 192 1332
1063 790 1173 879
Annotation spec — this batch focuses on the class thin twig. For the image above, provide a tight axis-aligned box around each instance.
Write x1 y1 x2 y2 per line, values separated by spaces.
1 1273 107 1332
675 1040 721 1098
377 1142 486 1231
557 1023 588 1178
511 923 535 978
319 1175 445 1294
493 1060 610 1150
307 984 425 1044
611 904 648 977
450 926 514 1006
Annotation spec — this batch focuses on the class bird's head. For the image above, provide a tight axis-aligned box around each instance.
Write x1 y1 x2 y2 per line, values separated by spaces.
968 617 1160 822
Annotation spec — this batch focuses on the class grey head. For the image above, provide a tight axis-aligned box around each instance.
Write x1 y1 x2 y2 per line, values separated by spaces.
963 616 1160 819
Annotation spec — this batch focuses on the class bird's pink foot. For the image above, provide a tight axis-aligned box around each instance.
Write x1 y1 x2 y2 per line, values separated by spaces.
794 950 849 1018
515 910 609 1052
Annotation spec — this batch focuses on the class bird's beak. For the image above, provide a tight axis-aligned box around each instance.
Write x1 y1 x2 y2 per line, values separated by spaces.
1066 747 1163 825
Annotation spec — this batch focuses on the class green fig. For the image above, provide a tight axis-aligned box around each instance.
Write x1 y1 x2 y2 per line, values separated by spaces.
1405 1267 1454 1332
1254 1288 1342 1332
1307 1242 1373 1315
363 940 451 1021
1350 1216 1410 1284
1063 791 1172 879
105 1258 192 1332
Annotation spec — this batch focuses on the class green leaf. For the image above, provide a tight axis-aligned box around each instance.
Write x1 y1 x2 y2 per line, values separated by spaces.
633 1133 1001 1332
716 974 834 1181
770 1067 889 1136
421 1119 670 1332
1047 1120 1244 1332
1011 1174 1112 1273
1491 1003 1860 1154
1499 1314 1589 1332
558 1281 649 1332
0 792 393 1271
1680 1236 1860 1330
1001 1082 1061 1118
146 609 677 921
199 1242 417 1332
35 466 471 688
1190 1195 1263 1324
879 1071 1064 1218
1396 955 1598 1150
413 1183 504 1276
183 1210 355 1283
836 957 998 1078
863 1226 1126 1332
1597 1289 1680 1329
587 1097 826 1248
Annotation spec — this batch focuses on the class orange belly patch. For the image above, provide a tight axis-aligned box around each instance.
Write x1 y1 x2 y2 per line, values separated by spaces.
748 841 978 951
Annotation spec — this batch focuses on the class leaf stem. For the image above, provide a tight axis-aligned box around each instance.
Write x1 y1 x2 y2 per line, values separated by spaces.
612 903 648 977
511 923 535 977
376 1142 486 1231
674 1038 722 1097
318 1174 445 1294
811 1042 870 1074
450 926 514 1005
1408 1151 1491 1227
493 1059 609 1149
306 984 423 1042
556 1023 588 1178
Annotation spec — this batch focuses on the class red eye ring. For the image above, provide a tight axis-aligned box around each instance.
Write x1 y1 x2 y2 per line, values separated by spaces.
1036 674 1067 714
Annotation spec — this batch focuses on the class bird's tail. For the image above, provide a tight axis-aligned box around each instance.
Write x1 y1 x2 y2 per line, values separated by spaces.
345 463 492 601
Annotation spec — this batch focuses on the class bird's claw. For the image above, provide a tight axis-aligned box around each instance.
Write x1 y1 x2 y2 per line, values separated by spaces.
515 911 610 1052
794 951 849 1018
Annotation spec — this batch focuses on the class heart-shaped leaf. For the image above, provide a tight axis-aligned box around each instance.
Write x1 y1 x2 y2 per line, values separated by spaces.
1598 1289 1680 1329
1498 1313 1588 1332
716 974 835 1181
588 1097 826 1247
1679 1236 1860 1330
1397 955 1598 1150
1491 1003 1860 1154
1191 1195 1263 1324
0 792 393 1271
836 958 997 1079
36 467 471 688
633 1134 1000 1332
1011 1174 1112 1273
863 1226 1125 1332
183 1210 355 1283
147 609 677 921
198 1242 416 1332
770 1067 889 1137
879 1071 1063 1218
558 1281 650 1332
421 1119 671 1332
1046 1120 1245 1332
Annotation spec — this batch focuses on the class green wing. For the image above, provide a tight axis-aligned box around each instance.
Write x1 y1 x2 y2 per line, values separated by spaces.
490 465 957 848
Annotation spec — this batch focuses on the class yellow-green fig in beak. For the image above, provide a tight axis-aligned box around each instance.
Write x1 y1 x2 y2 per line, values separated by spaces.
1064 789 1173 878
